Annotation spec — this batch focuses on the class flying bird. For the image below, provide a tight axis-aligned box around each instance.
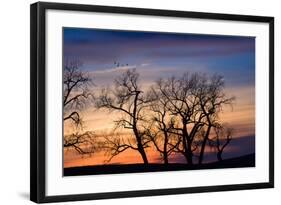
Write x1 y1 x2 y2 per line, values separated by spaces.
114 61 128 68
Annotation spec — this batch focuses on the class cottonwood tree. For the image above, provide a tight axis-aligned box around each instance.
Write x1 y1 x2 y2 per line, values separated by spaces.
208 124 233 161
95 69 151 164
64 131 96 154
150 73 234 164
151 74 202 164
145 86 179 164
95 70 234 165
63 60 95 154
101 132 138 163
195 74 235 164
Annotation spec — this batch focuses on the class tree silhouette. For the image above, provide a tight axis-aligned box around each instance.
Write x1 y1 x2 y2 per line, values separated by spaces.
96 69 151 164
63 60 95 154
149 73 234 164
145 86 179 164
94 70 234 165
209 124 233 161
101 132 138 163
195 74 235 164
150 74 201 164
64 131 96 154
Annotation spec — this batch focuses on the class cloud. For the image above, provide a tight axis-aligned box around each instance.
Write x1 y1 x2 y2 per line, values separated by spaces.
91 65 137 74
64 28 255 67
86 63 210 90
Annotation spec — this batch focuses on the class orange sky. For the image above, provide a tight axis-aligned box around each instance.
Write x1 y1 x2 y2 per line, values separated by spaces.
64 84 255 168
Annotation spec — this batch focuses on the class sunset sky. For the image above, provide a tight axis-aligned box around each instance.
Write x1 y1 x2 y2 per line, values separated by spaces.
63 27 255 167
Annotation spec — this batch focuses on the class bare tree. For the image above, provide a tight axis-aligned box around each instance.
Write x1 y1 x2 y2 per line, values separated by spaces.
196 74 235 164
144 86 180 164
209 124 233 161
64 131 96 154
94 70 234 165
151 74 203 164
63 60 95 154
64 60 92 125
150 73 234 165
95 69 151 164
101 132 139 163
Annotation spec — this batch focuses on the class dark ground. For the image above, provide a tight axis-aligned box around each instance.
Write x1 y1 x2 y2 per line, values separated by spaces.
64 153 255 176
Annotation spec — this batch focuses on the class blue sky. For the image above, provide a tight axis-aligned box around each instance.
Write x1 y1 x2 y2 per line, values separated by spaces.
64 27 255 87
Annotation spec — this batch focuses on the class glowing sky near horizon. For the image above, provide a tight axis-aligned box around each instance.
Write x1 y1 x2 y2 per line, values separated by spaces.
63 27 255 167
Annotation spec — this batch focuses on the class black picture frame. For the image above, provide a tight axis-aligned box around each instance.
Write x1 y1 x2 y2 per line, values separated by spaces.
30 2 274 203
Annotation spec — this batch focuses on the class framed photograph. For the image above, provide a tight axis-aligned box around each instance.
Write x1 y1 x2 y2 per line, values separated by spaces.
30 2 274 203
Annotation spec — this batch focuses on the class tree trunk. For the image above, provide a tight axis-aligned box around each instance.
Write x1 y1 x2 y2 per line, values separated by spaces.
163 131 169 165
217 150 223 161
137 142 149 164
186 140 193 165
183 152 193 165
198 124 211 164
133 127 148 164
163 152 168 165
132 91 148 164
182 122 193 165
